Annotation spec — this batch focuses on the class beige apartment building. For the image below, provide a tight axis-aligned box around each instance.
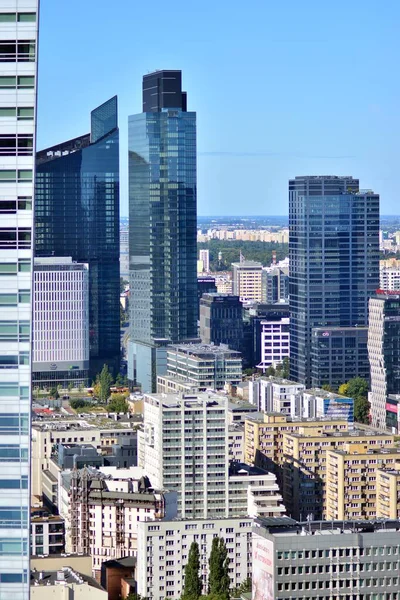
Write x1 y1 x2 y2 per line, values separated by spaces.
325 444 400 521
232 260 263 301
283 431 395 520
376 466 400 519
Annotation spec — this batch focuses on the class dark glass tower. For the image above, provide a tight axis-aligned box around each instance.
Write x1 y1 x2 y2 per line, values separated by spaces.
289 176 379 387
35 97 120 377
128 70 197 392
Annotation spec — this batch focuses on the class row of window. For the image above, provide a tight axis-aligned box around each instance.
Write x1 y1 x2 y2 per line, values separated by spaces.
0 198 32 213
0 260 30 275
0 134 33 155
0 40 35 62
0 75 34 88
0 292 30 306
0 321 30 342
0 228 31 249
0 13 36 22
277 546 399 560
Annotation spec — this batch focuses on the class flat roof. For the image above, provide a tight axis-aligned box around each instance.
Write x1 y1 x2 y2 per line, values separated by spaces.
255 517 400 537
167 343 242 357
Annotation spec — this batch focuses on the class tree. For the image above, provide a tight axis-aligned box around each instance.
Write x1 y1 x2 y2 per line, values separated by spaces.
231 578 252 598
67 382 73 392
50 387 59 400
345 377 370 424
182 542 202 600
281 356 289 379
115 372 124 386
208 537 230 600
265 365 275 377
70 398 87 410
107 395 129 413
322 383 333 392
338 383 349 396
98 364 113 403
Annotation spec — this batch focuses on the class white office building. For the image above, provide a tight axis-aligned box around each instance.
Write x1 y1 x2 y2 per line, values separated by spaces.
0 4 38 598
139 392 230 518
137 517 253 600
380 266 400 291
249 377 305 414
33 257 89 387
198 248 210 273
257 318 290 371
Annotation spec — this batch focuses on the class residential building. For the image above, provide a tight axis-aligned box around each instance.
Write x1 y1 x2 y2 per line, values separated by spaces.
59 466 175 577
30 510 64 556
368 291 400 429
199 248 210 272
200 293 243 352
129 70 198 393
376 467 400 519
302 389 354 422
32 257 89 387
137 517 253 600
232 260 263 302
380 266 400 291
289 176 379 386
252 516 400 600
35 97 120 377
249 377 305 414
30 567 107 599
139 392 229 518
325 444 400 520
243 301 290 367
0 4 39 598
228 424 245 462
257 317 289 371
166 343 242 390
31 413 139 497
100 556 136 600
228 462 285 518
311 326 369 390
283 430 394 520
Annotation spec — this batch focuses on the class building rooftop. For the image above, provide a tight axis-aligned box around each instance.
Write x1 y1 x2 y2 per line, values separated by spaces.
144 391 227 409
229 462 272 478
31 566 103 590
286 428 394 440
102 556 136 569
255 517 400 537
167 342 242 358
232 261 263 268
304 389 353 401
32 414 141 432
329 446 400 456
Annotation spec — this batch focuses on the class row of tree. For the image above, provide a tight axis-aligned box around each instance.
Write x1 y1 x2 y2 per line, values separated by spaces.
198 240 288 271
182 538 251 600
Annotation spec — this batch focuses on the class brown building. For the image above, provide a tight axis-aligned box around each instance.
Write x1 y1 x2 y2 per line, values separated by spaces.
101 556 136 600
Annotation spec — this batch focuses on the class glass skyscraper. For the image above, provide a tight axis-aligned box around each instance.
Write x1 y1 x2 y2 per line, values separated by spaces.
35 97 120 377
129 70 198 392
289 176 379 387
0 2 38 597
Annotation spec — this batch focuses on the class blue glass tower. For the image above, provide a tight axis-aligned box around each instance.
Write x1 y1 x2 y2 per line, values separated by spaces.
289 176 379 387
35 97 120 377
129 70 198 392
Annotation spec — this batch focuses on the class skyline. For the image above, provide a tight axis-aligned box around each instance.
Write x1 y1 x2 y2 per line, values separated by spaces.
37 0 400 216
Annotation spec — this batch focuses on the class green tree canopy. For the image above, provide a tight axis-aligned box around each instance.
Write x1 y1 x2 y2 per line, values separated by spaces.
208 537 230 600
98 364 113 403
182 542 202 600
344 377 370 424
107 395 129 413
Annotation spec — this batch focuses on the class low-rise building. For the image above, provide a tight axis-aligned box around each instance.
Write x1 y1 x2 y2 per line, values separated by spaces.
228 424 245 462
31 567 107 599
137 517 253 600
31 509 65 556
253 517 400 600
257 318 289 371
249 377 305 414
376 467 400 519
228 462 285 518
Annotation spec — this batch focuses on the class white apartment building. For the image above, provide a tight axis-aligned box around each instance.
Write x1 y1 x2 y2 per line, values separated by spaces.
59 465 176 578
232 261 263 302
228 424 245 462
33 257 89 387
120 223 129 280
380 266 400 291
0 5 38 598
137 517 253 600
249 377 305 414
228 463 285 518
257 318 290 371
199 248 210 272
140 392 230 518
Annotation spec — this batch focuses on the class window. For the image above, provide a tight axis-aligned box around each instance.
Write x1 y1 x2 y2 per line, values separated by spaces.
18 291 30 304
0 263 16 275
0 40 35 62
0 294 17 306
0 135 33 156
18 76 34 88
18 13 36 22
18 107 34 120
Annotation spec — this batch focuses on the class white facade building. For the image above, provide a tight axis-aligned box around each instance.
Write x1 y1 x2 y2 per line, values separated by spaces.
199 248 210 272
257 318 290 371
249 378 305 414
139 392 230 518
0 4 38 598
380 266 400 291
137 517 253 600
120 223 129 280
33 257 89 386
228 463 285 518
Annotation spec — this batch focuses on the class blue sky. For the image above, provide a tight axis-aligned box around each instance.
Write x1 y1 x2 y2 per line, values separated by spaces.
38 0 400 216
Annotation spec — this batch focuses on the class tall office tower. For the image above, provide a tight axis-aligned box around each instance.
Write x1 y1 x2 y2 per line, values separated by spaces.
289 176 379 386
0 3 38 598
32 258 89 388
35 97 120 377
232 260 263 302
200 293 244 351
129 70 198 392
368 292 400 429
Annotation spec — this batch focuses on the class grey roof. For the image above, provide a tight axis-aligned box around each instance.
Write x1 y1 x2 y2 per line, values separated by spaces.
31 567 104 590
